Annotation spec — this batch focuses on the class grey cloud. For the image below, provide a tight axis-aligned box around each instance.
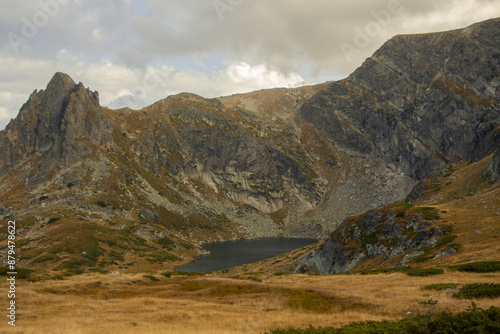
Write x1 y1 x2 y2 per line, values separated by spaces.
1 0 499 130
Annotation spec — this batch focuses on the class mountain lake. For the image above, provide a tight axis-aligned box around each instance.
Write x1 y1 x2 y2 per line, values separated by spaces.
176 238 318 273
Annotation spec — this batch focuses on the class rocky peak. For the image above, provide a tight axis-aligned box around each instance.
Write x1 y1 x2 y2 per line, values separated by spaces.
0 72 111 182
46 72 77 93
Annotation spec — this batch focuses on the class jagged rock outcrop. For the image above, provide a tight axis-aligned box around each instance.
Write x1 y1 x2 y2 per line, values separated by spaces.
295 205 451 274
0 72 114 182
487 147 500 184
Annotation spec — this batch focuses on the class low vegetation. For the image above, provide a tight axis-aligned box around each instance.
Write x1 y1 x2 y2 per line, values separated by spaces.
0 266 33 279
266 306 500 334
142 274 160 281
423 283 459 291
161 270 205 277
414 206 441 221
405 268 444 277
285 290 333 313
453 284 500 299
359 267 444 277
450 261 500 273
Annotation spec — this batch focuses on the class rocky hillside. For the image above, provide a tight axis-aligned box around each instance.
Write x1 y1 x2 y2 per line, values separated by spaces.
295 151 500 274
0 18 499 274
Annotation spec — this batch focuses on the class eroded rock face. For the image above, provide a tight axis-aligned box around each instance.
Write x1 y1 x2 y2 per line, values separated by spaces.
487 148 500 184
295 208 449 274
299 19 500 180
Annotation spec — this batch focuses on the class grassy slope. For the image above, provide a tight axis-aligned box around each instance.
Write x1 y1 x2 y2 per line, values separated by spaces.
7 269 500 333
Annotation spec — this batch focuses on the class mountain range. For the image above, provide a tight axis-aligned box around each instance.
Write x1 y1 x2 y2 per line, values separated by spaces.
0 18 499 274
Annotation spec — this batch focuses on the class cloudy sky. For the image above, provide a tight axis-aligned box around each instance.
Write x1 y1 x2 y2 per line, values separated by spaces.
0 0 499 130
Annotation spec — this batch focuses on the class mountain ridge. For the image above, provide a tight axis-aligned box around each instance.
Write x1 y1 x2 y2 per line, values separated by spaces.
0 18 499 274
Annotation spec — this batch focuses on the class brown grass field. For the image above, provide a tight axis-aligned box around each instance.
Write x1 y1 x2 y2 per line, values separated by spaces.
1 269 499 334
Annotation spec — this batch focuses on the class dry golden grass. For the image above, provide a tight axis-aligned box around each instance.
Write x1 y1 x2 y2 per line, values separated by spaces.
2 269 499 334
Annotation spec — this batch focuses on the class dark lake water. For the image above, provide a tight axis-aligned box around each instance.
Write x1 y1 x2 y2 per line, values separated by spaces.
176 238 317 273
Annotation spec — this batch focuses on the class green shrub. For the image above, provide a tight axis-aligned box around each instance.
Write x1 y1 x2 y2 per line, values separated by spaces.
453 284 500 299
359 267 443 277
420 299 439 305
360 268 405 275
451 261 500 273
182 243 195 250
146 253 181 263
397 202 414 210
248 277 262 282
411 253 433 263
59 259 87 274
436 235 457 248
33 255 56 263
157 237 175 248
143 275 160 282
0 266 33 279
266 307 500 333
449 244 463 252
161 271 205 278
47 217 61 224
404 268 444 277
214 284 266 294
423 283 458 291
39 195 49 201
414 207 440 220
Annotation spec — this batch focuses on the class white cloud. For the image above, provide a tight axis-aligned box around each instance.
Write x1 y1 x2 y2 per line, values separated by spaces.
0 106 9 119
0 55 307 129
1 1 499 130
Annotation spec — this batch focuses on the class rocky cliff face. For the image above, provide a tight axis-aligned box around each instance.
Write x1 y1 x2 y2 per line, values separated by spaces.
300 19 500 180
487 147 500 184
295 204 451 274
0 19 499 273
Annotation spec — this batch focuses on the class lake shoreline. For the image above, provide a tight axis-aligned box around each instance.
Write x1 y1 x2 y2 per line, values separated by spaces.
176 238 319 273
